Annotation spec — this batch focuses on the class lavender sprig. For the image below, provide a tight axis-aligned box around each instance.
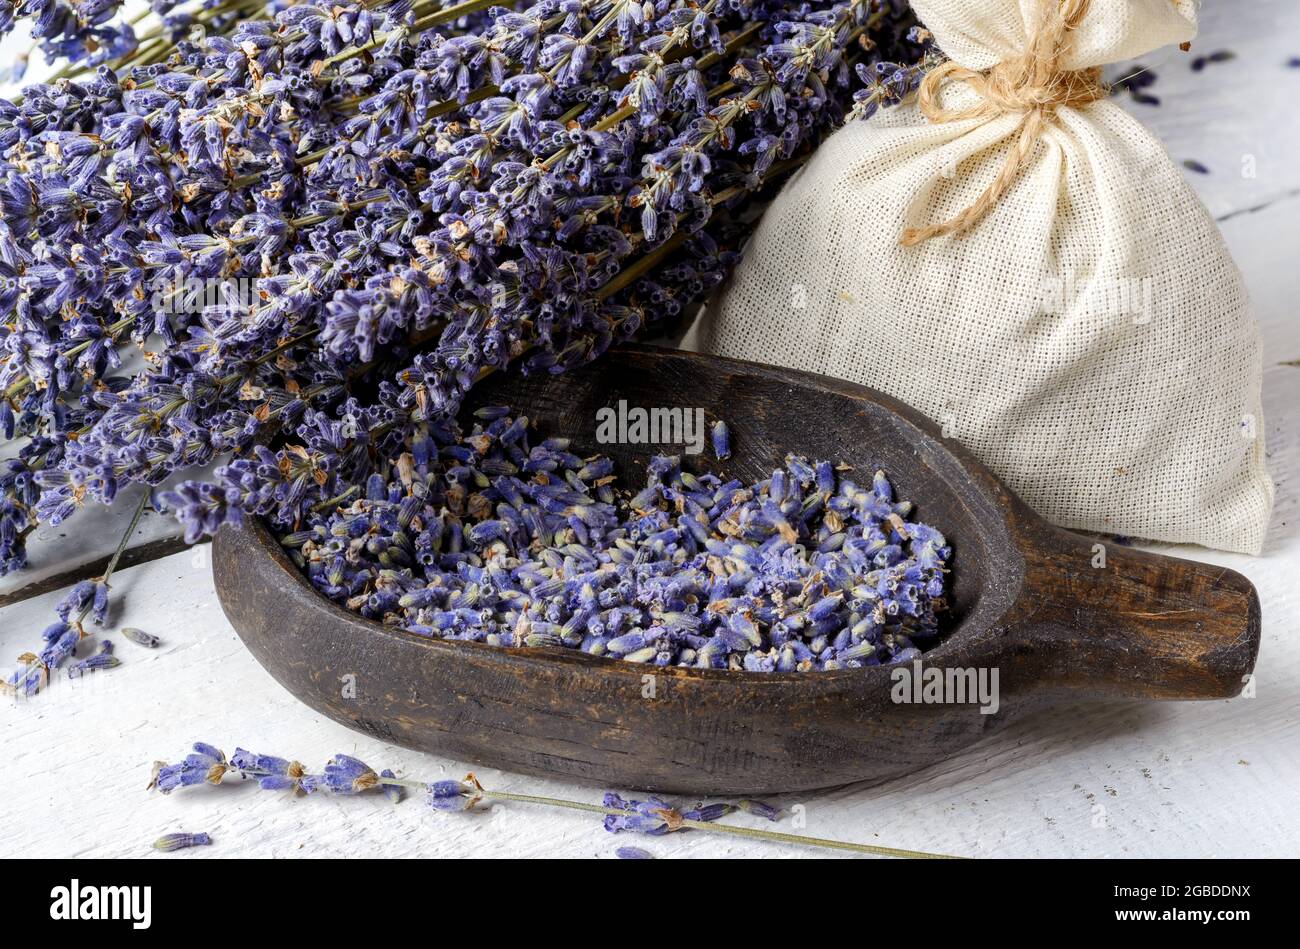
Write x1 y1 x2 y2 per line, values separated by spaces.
4 491 149 695
152 742 963 858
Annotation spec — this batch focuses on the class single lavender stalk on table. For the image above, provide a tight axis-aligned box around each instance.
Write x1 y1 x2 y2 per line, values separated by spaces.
151 742 963 858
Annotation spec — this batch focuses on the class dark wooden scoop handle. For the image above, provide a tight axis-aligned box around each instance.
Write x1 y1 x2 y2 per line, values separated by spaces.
1012 526 1261 701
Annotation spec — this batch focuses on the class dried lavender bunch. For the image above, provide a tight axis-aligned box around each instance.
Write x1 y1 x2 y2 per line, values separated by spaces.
1 0 928 690
150 741 959 857
276 407 950 672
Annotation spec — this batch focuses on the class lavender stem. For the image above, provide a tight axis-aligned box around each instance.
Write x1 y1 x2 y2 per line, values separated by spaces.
373 777 961 858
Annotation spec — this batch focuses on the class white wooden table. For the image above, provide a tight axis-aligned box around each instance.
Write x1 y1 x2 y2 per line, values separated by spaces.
2 2 1298 859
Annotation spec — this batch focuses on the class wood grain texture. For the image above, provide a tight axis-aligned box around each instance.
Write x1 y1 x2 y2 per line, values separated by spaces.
212 346 1258 794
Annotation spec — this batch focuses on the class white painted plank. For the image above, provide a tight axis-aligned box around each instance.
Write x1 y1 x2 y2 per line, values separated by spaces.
0 488 185 600
1111 0 1300 220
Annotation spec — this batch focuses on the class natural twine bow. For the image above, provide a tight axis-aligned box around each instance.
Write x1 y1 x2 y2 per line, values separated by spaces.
900 0 1106 246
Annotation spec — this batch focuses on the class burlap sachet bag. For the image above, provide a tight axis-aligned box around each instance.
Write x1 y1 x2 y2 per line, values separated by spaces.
690 0 1273 553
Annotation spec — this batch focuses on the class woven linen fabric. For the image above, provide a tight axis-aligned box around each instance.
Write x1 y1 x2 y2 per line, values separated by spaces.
687 0 1273 553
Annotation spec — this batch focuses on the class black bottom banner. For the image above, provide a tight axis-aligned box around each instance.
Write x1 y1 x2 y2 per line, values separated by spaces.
13 856 1287 934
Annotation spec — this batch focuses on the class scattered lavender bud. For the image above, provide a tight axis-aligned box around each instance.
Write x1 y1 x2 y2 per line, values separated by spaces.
67 641 120 678
1183 159 1211 174
615 846 654 859
1110 65 1159 106
1191 49 1235 71
153 832 212 852
121 628 162 648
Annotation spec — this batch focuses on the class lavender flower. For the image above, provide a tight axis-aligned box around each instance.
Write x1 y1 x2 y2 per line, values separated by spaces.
229 748 316 793
55 580 109 626
710 419 731 460
615 846 653 859
682 803 734 822
426 778 481 811
153 742 229 793
321 754 381 794
602 792 681 835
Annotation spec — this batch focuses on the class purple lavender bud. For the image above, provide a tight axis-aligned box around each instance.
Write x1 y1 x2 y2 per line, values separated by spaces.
615 846 653 859
153 832 212 852
427 779 480 811
809 592 844 622
322 754 380 794
67 641 120 678
154 743 228 793
681 802 733 822
736 799 782 821
121 627 161 647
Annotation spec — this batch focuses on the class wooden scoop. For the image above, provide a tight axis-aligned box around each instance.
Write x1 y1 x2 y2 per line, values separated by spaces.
213 346 1259 794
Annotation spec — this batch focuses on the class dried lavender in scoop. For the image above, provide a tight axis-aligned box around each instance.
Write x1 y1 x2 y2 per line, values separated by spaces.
286 408 951 672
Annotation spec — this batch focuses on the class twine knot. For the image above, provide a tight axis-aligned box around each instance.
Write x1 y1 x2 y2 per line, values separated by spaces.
901 0 1105 246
